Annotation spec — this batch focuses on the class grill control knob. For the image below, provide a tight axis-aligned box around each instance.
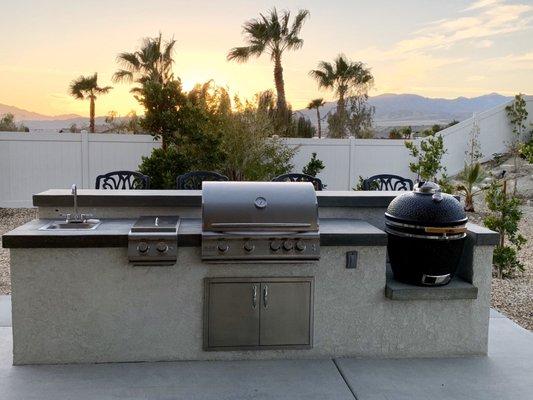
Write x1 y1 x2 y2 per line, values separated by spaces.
270 240 282 251
243 241 255 252
295 240 307 252
283 240 294 251
217 241 229 253
137 242 150 254
156 242 169 253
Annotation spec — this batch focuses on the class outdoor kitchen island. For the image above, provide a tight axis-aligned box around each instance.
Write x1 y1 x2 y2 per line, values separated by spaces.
3 186 499 365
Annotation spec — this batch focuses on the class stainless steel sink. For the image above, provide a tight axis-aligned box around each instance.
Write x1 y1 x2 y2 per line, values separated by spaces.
39 220 101 231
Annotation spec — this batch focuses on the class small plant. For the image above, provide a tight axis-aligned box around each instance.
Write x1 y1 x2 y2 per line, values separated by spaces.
400 126 412 139
484 180 526 278
352 175 378 191
505 94 529 187
405 132 447 186
456 163 487 212
518 139 533 163
302 153 325 177
466 117 483 165
353 176 365 190
388 128 401 139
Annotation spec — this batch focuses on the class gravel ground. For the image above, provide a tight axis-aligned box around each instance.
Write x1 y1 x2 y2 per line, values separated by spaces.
469 203 533 331
0 208 37 295
0 206 531 329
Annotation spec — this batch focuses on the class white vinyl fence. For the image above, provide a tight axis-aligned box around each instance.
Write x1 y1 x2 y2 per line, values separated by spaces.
0 133 159 207
1 96 532 206
289 95 533 190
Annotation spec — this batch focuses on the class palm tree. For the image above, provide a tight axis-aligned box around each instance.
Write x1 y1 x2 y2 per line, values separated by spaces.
227 8 310 113
309 54 373 118
456 163 487 212
307 98 325 138
113 33 176 92
69 73 112 133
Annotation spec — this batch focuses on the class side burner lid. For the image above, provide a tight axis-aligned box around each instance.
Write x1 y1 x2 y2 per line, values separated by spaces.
130 216 180 233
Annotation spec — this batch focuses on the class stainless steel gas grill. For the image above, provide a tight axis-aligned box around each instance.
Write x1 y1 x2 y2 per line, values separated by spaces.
202 182 320 262
128 216 180 266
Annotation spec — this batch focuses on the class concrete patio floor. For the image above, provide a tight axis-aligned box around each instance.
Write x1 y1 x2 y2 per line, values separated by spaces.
0 296 531 400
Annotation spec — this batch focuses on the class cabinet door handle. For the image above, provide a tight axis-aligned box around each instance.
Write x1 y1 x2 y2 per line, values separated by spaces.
252 285 257 309
263 284 268 308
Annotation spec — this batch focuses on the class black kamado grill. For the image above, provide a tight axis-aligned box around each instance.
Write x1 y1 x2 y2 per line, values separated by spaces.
385 181 468 286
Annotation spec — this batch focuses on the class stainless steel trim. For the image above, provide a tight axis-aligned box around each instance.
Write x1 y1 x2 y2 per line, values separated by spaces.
263 284 268 308
385 218 467 231
252 285 257 309
210 222 312 230
422 274 451 285
385 227 466 240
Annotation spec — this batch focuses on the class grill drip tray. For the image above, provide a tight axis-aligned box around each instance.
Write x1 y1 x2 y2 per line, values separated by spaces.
128 216 180 266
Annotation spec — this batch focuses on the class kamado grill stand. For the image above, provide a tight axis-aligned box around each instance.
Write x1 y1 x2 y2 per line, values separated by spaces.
385 182 468 286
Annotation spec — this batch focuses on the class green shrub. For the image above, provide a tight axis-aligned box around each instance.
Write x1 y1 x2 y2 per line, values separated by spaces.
484 181 526 278
138 147 192 189
405 133 447 182
302 153 325 177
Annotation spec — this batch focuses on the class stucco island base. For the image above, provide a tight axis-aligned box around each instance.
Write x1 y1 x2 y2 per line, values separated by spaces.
9 244 493 365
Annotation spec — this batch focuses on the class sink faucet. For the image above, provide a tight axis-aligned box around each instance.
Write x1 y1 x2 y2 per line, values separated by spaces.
71 184 78 217
63 184 87 223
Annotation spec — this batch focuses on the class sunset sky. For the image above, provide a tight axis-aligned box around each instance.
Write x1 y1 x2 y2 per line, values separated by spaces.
1 0 532 117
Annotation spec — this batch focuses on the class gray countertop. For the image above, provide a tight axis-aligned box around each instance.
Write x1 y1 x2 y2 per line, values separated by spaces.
2 218 389 248
33 189 400 208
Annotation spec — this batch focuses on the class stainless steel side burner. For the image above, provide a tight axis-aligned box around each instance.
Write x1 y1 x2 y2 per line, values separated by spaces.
201 182 320 262
128 216 180 266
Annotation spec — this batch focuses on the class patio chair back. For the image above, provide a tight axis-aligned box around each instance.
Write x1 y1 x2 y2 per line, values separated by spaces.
362 174 413 191
95 170 150 190
176 171 229 190
272 173 324 191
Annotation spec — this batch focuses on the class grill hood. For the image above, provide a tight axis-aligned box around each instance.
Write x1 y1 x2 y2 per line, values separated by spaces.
202 181 319 233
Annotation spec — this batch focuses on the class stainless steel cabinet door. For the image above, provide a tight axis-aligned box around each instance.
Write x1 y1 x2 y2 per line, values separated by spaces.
259 281 312 346
207 282 260 348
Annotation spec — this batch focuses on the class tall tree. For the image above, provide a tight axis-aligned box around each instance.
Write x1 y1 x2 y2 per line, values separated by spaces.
113 33 176 92
307 98 325 138
69 73 112 133
309 54 373 122
227 8 310 113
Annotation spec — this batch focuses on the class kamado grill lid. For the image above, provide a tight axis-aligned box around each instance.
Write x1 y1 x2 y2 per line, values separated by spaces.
385 182 467 227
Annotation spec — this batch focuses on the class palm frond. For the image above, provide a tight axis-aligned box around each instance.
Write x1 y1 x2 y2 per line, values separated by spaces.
112 69 134 83
289 9 310 36
96 85 113 94
116 52 141 71
227 46 254 62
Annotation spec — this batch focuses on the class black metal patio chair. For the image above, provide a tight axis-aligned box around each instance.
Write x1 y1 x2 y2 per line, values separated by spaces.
176 171 229 190
362 174 413 191
272 173 324 191
95 170 150 190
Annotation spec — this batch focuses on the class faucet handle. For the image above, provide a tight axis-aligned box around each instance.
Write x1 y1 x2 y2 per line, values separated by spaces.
80 213 94 222
59 213 72 222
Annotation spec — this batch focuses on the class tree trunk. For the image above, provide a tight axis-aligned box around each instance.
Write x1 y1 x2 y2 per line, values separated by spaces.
337 91 346 137
464 193 475 212
316 108 322 138
89 97 95 133
273 54 287 113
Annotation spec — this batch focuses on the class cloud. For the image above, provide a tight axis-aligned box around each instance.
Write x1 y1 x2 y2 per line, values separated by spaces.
404 2 532 53
464 0 502 12
475 39 494 48
466 75 487 82
353 1 532 62
485 52 533 70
